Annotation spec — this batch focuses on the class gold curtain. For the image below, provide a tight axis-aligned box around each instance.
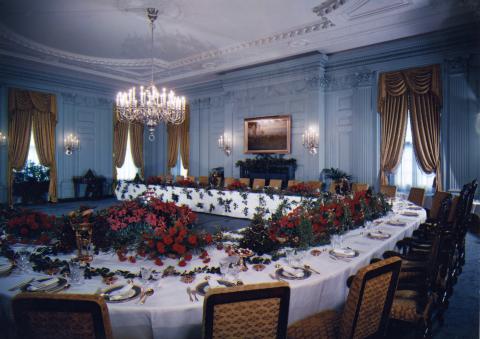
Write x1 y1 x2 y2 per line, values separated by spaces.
129 122 144 178
378 72 409 186
179 105 190 174
112 106 129 181
378 65 442 191
167 123 179 169
7 88 57 204
406 65 443 191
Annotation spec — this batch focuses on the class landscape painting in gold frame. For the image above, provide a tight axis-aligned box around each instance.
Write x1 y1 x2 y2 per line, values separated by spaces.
244 115 291 154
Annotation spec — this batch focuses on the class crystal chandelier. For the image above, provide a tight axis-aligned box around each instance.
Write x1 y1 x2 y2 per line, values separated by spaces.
115 8 186 141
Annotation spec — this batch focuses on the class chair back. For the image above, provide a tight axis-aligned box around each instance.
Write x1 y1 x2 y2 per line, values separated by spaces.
287 180 299 189
198 176 209 186
164 174 173 184
380 185 397 198
429 191 451 220
407 187 425 206
239 178 250 187
328 182 337 193
252 179 266 190
186 176 196 183
352 183 369 193
339 257 402 339
175 175 184 183
203 282 290 339
12 293 113 339
224 177 235 187
269 179 283 190
306 181 322 191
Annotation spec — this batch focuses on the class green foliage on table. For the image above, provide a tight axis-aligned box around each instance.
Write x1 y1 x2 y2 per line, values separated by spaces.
239 212 277 255
297 216 314 249
235 154 297 172
322 167 352 182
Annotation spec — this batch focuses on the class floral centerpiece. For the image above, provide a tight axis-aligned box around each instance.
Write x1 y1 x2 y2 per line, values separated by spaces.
226 180 248 191
175 178 196 187
288 183 319 197
5 210 56 244
146 176 164 185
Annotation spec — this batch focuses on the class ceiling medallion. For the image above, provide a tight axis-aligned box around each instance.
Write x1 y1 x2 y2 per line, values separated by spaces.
115 8 186 141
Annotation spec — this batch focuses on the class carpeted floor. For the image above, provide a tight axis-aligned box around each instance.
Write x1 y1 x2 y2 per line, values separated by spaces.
22 198 480 338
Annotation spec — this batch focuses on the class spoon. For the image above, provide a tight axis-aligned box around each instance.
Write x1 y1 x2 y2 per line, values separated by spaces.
140 288 154 304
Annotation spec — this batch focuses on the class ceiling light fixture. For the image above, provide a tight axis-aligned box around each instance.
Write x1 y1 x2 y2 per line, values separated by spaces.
115 8 186 141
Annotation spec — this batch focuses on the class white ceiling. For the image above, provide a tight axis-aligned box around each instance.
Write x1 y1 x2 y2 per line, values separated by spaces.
0 0 476 88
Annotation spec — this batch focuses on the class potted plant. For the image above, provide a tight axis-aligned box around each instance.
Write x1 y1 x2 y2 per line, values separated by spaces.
322 167 353 195
13 161 50 204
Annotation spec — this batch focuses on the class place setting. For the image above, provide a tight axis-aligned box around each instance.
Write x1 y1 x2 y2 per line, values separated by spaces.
327 235 360 263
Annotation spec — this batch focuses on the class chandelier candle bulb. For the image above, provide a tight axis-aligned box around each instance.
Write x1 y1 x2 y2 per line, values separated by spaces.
64 133 79 155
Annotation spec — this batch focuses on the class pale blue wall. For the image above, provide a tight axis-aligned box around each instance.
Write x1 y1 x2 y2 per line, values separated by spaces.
0 71 117 202
149 25 479 194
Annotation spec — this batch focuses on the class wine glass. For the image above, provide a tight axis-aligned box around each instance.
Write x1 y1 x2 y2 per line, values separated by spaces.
140 266 152 285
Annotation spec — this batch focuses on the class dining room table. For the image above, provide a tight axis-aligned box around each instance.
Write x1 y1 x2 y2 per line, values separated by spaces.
0 198 426 339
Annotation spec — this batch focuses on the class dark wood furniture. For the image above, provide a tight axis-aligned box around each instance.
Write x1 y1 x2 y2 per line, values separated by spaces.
73 169 106 200
239 163 295 189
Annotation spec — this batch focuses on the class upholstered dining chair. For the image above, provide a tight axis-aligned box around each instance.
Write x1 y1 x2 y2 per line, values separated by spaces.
328 182 337 194
203 282 290 339
269 179 283 190
224 177 235 187
239 178 251 187
186 176 196 183
12 293 113 339
253 178 266 190
352 183 369 193
306 181 323 191
164 174 173 184
175 175 185 183
408 187 426 207
287 256 402 339
380 185 397 198
427 191 451 221
287 180 299 189
198 176 209 186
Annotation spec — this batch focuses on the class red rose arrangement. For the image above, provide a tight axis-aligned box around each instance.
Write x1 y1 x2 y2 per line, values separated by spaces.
288 183 319 196
146 176 163 185
6 210 56 244
226 180 248 191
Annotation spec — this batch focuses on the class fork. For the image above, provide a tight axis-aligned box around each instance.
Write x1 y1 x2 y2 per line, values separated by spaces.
186 287 193 302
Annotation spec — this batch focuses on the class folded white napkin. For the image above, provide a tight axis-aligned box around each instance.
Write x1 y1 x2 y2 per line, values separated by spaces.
109 283 133 299
332 248 356 257
207 279 221 288
369 231 389 239
282 266 304 278
27 277 59 291
387 219 406 226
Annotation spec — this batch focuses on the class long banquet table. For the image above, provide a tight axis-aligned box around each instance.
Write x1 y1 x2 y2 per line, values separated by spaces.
115 182 304 219
0 200 426 339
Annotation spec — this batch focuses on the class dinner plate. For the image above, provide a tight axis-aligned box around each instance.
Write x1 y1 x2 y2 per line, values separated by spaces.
401 212 419 217
367 231 391 240
275 267 311 280
329 248 359 258
386 220 406 227
102 284 142 303
195 280 235 296
22 277 68 293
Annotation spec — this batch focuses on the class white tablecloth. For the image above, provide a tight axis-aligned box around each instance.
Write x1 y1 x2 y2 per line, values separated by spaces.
115 182 304 219
0 200 426 339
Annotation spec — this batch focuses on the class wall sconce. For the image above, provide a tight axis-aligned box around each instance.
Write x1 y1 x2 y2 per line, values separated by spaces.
0 132 6 146
218 134 232 156
302 127 319 155
64 133 79 155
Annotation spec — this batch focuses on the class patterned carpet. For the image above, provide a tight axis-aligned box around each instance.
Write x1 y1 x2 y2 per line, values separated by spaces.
23 198 480 338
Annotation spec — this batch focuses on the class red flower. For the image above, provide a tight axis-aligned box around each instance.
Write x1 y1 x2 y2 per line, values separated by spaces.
163 235 173 245
156 241 166 254
128 256 136 263
147 239 155 248
202 258 211 264
178 259 187 267
155 258 164 266
187 235 197 246
169 227 176 236
204 234 213 244
184 253 193 261
173 243 186 255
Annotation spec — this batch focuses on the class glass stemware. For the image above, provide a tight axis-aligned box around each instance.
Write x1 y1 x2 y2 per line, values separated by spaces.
140 266 152 285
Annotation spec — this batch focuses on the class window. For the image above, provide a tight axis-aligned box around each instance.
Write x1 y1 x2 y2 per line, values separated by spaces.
393 113 435 193
117 130 138 180
172 150 188 177
26 130 40 165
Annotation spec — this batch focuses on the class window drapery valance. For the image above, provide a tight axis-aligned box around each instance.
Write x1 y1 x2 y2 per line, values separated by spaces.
7 88 58 204
378 65 442 191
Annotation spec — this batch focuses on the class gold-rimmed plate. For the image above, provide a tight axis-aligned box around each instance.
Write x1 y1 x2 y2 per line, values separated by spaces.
102 284 142 303
195 280 235 296
367 231 391 240
329 248 359 258
386 220 406 227
276 267 311 280
22 277 68 293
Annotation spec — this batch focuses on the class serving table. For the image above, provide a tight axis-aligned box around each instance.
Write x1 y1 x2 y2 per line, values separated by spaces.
115 182 304 219
0 200 425 339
